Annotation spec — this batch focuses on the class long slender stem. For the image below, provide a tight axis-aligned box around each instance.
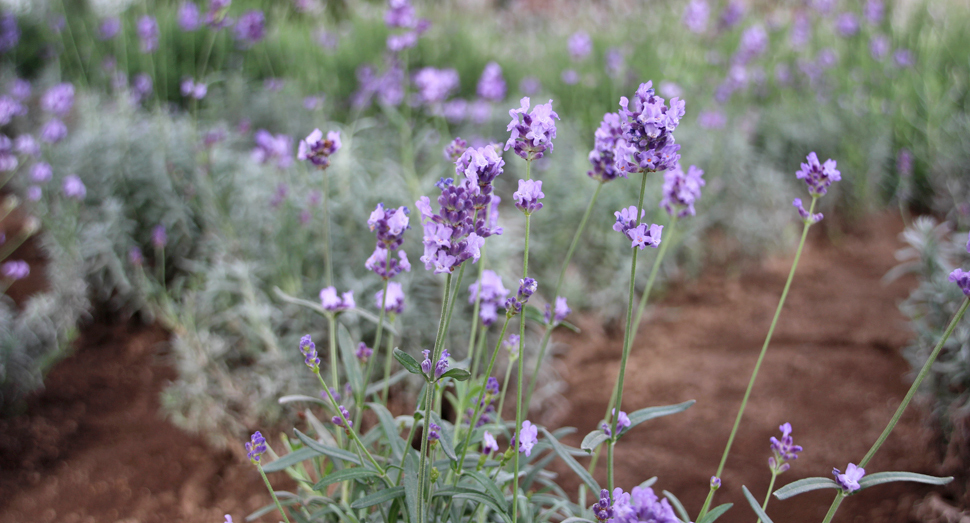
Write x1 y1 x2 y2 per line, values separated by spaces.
315 372 385 474
419 274 453 523
381 319 396 402
496 349 515 424
512 159 533 523
322 168 334 287
258 465 293 523
757 471 778 523
821 494 845 523
699 197 818 520
631 214 678 335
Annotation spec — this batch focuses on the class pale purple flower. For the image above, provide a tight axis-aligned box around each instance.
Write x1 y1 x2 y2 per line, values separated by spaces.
615 81 684 174
298 129 341 169
611 486 679 523
413 67 459 106
8 79 30 102
320 287 355 312
949 269 970 297
661 164 705 217
416 180 489 274
434 349 450 379
832 463 865 493
870 34 890 60
469 100 491 125
441 99 467 123
205 0 232 29
482 431 498 455
27 186 41 201
356 342 373 363
387 31 418 52
353 60 405 109
300 334 320 370
734 25 768 65
897 149 913 177
710 476 721 488
152 224 168 249
40 119 68 144
375 281 406 314
568 31 592 61
789 14 811 50
894 49 914 68
796 152 841 196
63 175 85 199
768 422 803 473
315 29 339 50
41 83 74 117
865 0 884 24
613 206 645 235
813 0 835 15
561 69 579 85
605 48 625 78
303 95 324 111
0 96 24 126
682 0 710 33
544 296 571 324
178 2 202 31
476 62 506 102
252 130 293 169
793 198 824 224
456 144 505 197
1 260 29 280
98 17 120 40
836 12 859 37
131 73 153 102
365 247 411 280
503 333 520 354
659 82 682 99
246 431 267 464
469 269 509 326
505 97 559 161
427 422 441 442
385 0 416 28
234 10 266 48
512 179 544 214
516 420 539 457
519 77 541 96
697 109 727 129
137 16 159 53
129 247 144 266
0 14 19 52
444 137 468 163
627 223 663 250
420 349 432 374
264 78 284 92
719 0 745 29
332 405 353 428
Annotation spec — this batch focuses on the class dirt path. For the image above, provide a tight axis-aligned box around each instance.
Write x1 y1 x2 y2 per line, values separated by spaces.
553 212 946 522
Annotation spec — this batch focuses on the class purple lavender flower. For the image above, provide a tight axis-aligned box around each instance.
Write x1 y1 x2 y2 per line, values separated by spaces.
180 78 207 100
132 73 153 102
605 48 625 78
416 181 487 274
544 296 571 325
27 186 41 201
793 198 824 224
768 422 803 473
98 17 120 40
298 129 341 170
512 179 544 215
617 219 663 250
660 164 705 218
246 431 267 464
505 97 559 161
270 181 289 207
152 224 168 249
41 83 74 117
444 137 468 163
836 12 859 37
332 405 353 428
264 78 284 92
832 463 865 493
356 342 373 363
178 2 202 31
129 247 144 266
897 149 913 177
516 420 538 457
0 136 15 171
477 62 506 102
456 145 505 198
504 278 537 317
682 0 710 33
365 247 411 280
252 130 293 169
137 16 159 53
613 206 645 235
353 60 405 109
234 10 266 48
375 281 406 314
734 25 768 65
1 260 29 280
697 110 727 129
320 287 355 312
813 0 835 15
796 152 841 197
385 0 416 28
719 0 745 29
594 489 614 522
870 34 890 60
205 0 232 29
63 175 85 199
420 349 433 374
17 136 42 158
519 77 541 96
0 14 19 52
615 82 684 174
441 99 468 123
434 349 450 380
949 269 970 297
300 334 321 370
610 485 679 523
428 422 441 442
8 79 30 102
413 67 459 106
303 95 324 111
789 14 811 50
469 270 510 326
40 119 68 144
568 31 592 61
561 69 580 85
864 0 884 24
894 49 914 68
315 29 339 49
0 97 24 126
482 431 498 455
710 476 721 489
386 31 418 52
504 334 520 355
588 112 626 183
368 203 410 250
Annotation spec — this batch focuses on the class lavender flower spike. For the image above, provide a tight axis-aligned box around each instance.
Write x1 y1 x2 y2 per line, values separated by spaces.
356 342 373 363
588 112 627 183
299 334 321 371
616 81 685 174
796 152 841 197
469 270 509 326
505 97 559 161
793 198 823 224
627 223 663 250
505 278 538 318
63 175 86 200
516 420 539 456
660 164 705 218
332 405 353 428
768 422 803 473
594 489 614 522
434 349 450 379
544 296 571 325
320 287 355 312
949 269 970 297
428 422 441 442
613 206 645 235
420 349 433 374
512 179 544 215
482 431 499 455
444 137 468 162
246 431 268 464
298 129 341 169
832 463 865 493
375 281 406 314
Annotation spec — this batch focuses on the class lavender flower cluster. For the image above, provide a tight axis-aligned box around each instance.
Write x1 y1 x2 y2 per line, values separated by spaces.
366 203 412 280
615 82 685 174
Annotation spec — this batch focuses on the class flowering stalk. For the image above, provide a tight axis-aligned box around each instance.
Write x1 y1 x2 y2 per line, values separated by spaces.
512 160 533 523
257 464 293 523
315 371 385 475
698 196 819 520
820 296 970 523
361 258 390 407
632 214 678 336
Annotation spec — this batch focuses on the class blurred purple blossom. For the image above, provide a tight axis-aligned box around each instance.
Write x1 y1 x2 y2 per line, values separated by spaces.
870 34 890 60
234 10 266 48
505 97 559 161
15 135 40 158
519 77 541 96
719 0 745 29
303 95 324 111
413 67 459 105
0 14 19 52
610 486 679 523
894 49 913 67
835 12 859 37
178 2 202 31
0 96 24 125
734 25 767 65
27 186 41 201
697 109 727 129
952 269 970 296
152 224 168 249
132 73 153 102
41 119 68 144
264 78 284 92
314 29 339 50
897 148 912 177
137 16 159 53
0 137 15 171
180 77 207 99
252 130 293 169
568 31 592 61
588 112 625 183
298 129 341 169
469 269 509 326
789 13 811 50
832 464 865 493
1 260 29 280
444 137 468 163
63 174 86 200
356 342 373 363
31 163 52 183
477 62 506 102
385 0 417 28
8 79 29 101
561 69 580 85
320 287 355 312
864 0 884 24
660 164 705 217
375 281 406 314
605 47 625 78
387 31 418 52
544 296 571 324
682 0 710 33
41 83 75 117
98 17 121 40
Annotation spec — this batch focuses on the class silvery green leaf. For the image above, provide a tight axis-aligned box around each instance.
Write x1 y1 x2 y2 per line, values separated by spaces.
697 503 732 523
742 486 773 523
625 400 696 431
772 477 840 500
539 427 600 494
662 490 691 523
394 348 424 375
350 486 405 509
580 429 610 453
858 471 953 489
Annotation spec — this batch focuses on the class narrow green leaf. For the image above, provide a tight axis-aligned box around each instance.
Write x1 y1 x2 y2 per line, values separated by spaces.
403 454 420 523
367 402 406 461
858 471 954 489
261 446 321 473
452 490 513 523
772 477 840 500
625 400 696 431
522 451 557 491
430 412 458 462
697 503 733 523
338 325 364 397
539 427 600 494
439 368 472 381
557 319 581 333
365 369 409 397
741 486 773 523
350 486 405 509
580 430 610 454
312 468 380 491
662 490 690 523
560 518 597 523
462 470 508 512
272 287 398 335
394 348 424 375
294 429 361 465
277 394 329 405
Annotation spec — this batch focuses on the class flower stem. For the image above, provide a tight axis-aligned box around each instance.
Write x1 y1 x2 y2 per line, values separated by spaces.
757 470 778 523
631 214 678 335
699 197 818 520
257 464 293 523
322 168 334 287
821 493 845 523
512 160 533 523
315 372 385 474
419 274 453 523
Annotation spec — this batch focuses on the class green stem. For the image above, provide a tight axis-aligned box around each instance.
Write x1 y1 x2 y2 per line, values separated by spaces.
699 197 818 520
257 465 293 523
757 471 778 523
468 245 488 365
821 494 845 523
419 274 453 523
631 214 678 335
315 372 385 474
322 168 334 287
512 159 533 523
523 328 553 413
381 318 396 402
496 349 515 424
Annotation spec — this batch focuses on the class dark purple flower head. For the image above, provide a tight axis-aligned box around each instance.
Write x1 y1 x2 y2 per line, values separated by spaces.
793 198 823 224
710 476 721 489
320 287 355 312
234 10 266 48
544 296 571 325
469 270 510 326
568 31 592 61
428 422 441 442
661 164 705 218
298 129 341 169
99 17 120 40
368 203 410 250
137 16 159 53
0 14 19 52
41 83 75 117
300 334 321 370
505 278 537 317
456 145 504 198
832 463 865 493
444 137 468 163
252 130 293 169
63 174 85 200
477 62 506 102
768 422 803 473
482 431 499 455
616 82 684 174
949 269 970 297
416 181 488 274
356 342 373 363
836 12 859 37
719 0 745 29
365 246 411 280
516 420 538 456
246 431 267 464
505 97 559 161
595 489 614 522
434 349 450 379
375 281 406 314
152 224 167 249
179 2 202 31
611 485 679 523
1 260 29 280
513 179 544 215
682 0 710 33
332 405 353 429
796 152 841 197
588 112 626 183
41 119 68 144
413 67 459 106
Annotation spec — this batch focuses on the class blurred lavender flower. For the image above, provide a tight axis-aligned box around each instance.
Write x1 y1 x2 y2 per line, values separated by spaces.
588 112 626 183
719 0 745 29
365 241 411 280
697 109 727 129
561 69 579 85
0 136 16 171
512 179 544 215
300 335 321 370
252 130 293 169
568 31 592 61
8 79 29 101
768 422 803 473
152 224 168 249
356 342 373 363
504 334 520 354
40 119 68 144
832 463 865 493
303 95 324 111
413 67 459 106
137 16 159 53
516 420 538 456
264 78 284 92
469 100 491 125
949 269 970 297
434 349 450 379
894 49 914 67
793 198 824 224
734 25 768 65
444 137 468 163
269 182 288 209
659 82 682 99
870 34 890 60
817 48 838 69
611 485 679 523
386 32 418 52
865 0 884 24
298 129 341 170
616 81 684 173
682 0 710 33
660 164 705 217
178 2 201 31
519 77 541 96
505 97 559 161
375 281 406 314
132 74 153 102
813 0 836 15
49 16 65 34
0 14 19 52
353 61 404 108
246 431 267 464
628 223 663 250
235 10 266 48
385 0 416 28
315 29 339 50
320 287 355 312
428 422 441 441
504 278 537 317
332 405 353 428
796 152 841 196
27 186 41 201
605 48 625 78
482 431 498 455
469 269 510 326
544 296 571 324
205 0 232 29
99 17 120 40
1 260 29 280
710 476 721 489
203 128 227 148
789 13 811 50
897 148 913 177
836 12 859 37
41 83 75 117
477 62 506 102
15 135 40 159
130 246 144 267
